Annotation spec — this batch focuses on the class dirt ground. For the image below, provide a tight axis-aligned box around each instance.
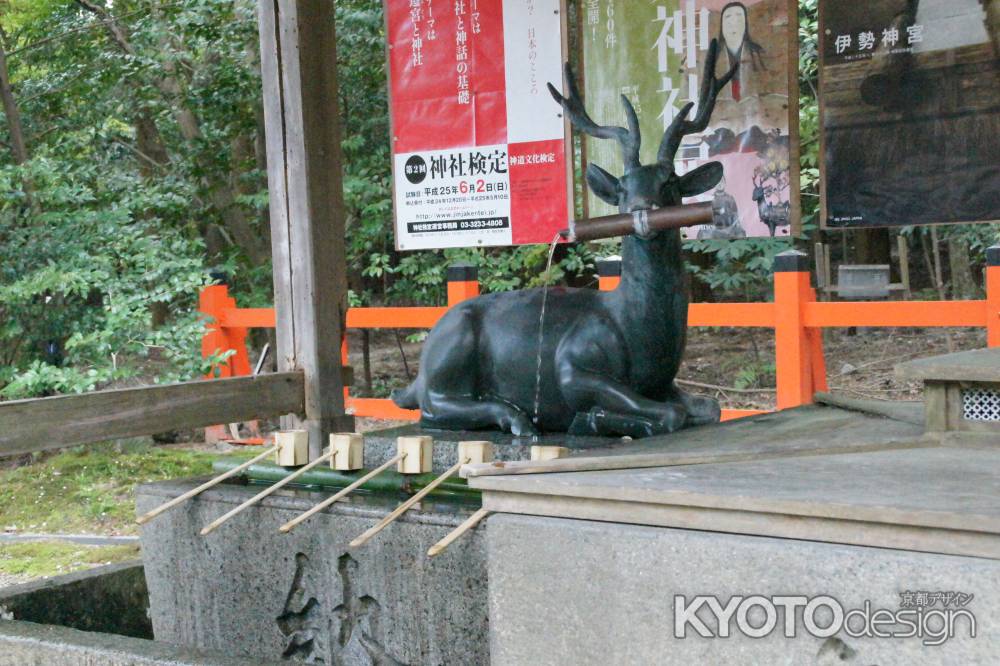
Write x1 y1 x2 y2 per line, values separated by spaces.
346 326 987 417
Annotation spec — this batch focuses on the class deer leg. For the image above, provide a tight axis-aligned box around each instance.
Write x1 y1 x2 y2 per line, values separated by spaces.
420 393 537 436
416 308 538 436
559 366 687 435
667 384 721 427
568 407 659 438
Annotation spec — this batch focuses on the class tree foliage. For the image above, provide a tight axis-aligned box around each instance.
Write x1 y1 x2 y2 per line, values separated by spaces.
3 0 990 400
0 0 258 396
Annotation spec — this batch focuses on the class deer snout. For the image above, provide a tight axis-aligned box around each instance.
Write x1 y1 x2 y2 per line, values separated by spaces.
627 206 660 239
626 202 657 214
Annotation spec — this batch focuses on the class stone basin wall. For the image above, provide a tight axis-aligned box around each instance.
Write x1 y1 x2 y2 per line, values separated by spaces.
137 479 489 665
0 561 277 665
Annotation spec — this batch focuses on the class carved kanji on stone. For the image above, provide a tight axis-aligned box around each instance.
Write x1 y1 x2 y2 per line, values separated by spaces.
277 553 327 663
276 552 407 665
331 553 406 666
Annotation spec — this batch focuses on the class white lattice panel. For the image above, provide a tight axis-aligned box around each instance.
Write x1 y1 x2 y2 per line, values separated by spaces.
962 388 1000 422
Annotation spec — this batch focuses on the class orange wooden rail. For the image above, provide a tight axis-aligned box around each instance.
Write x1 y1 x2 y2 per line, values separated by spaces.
200 249 1000 426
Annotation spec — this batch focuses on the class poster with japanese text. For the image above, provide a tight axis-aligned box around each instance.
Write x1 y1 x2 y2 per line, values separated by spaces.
581 0 799 239
387 0 571 250
820 0 1000 228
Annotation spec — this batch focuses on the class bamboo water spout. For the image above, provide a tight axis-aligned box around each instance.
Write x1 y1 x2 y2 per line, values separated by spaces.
559 201 714 243
278 453 405 534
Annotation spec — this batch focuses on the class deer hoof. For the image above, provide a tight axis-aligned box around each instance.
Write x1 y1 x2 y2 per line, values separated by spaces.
684 395 721 425
655 408 687 434
508 413 539 437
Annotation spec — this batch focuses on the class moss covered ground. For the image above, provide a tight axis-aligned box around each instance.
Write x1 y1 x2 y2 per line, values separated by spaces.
0 441 255 582
0 442 230 536
0 541 141 579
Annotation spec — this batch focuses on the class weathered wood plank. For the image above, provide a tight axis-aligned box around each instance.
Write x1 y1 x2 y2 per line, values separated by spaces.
256 0 295 382
257 0 354 458
813 391 924 426
896 348 1000 383
0 372 304 457
463 439 933 479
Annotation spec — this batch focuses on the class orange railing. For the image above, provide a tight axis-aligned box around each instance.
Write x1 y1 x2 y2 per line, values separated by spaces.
200 249 1000 424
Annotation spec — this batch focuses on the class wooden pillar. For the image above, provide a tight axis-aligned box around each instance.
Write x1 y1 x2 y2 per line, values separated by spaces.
985 0 1000 56
258 0 354 458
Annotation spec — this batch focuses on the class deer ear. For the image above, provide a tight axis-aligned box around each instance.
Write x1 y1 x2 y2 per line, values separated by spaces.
586 164 621 206
678 162 724 197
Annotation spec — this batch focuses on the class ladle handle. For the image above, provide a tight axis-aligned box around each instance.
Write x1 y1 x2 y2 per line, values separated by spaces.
278 453 406 533
200 450 336 535
349 458 469 548
427 508 491 557
136 444 280 525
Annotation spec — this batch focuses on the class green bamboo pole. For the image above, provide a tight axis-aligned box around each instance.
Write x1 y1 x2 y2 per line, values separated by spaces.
209 459 479 500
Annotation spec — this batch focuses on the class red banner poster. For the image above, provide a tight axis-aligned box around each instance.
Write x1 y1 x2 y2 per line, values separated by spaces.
386 0 571 250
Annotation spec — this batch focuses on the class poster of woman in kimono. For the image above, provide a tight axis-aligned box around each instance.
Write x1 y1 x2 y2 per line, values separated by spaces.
581 0 799 239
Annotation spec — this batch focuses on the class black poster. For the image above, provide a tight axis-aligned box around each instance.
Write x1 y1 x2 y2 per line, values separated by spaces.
820 0 1000 228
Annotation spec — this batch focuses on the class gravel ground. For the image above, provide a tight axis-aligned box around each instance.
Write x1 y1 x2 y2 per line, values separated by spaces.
0 572 28 590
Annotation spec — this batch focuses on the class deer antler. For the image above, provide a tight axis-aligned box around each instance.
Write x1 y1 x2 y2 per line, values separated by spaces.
658 39 737 166
548 63 641 171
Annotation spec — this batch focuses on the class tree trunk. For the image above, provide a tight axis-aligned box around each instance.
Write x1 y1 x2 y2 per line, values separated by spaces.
948 236 980 300
0 39 28 165
854 228 891 267
134 115 170 176
929 227 947 301
686 248 715 303
77 0 268 267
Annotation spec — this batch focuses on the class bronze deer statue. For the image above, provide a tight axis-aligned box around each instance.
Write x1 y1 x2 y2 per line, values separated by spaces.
392 40 736 438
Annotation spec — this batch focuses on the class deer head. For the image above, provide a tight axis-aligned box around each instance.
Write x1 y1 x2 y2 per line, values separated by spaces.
549 39 737 235
751 171 766 202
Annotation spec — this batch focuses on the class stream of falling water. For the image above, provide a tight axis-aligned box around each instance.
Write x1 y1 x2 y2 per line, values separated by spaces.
532 233 563 427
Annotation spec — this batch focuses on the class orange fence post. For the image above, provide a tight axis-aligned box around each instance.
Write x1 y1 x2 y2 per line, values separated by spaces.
987 246 1000 348
341 335 350 404
199 283 235 379
200 281 242 443
773 250 817 410
200 280 253 378
228 326 252 376
447 263 480 305
597 256 622 292
807 325 828 394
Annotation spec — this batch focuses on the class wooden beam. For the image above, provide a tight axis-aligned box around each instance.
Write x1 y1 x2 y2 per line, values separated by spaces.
0 373 304 457
257 0 354 458
462 439 935 479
